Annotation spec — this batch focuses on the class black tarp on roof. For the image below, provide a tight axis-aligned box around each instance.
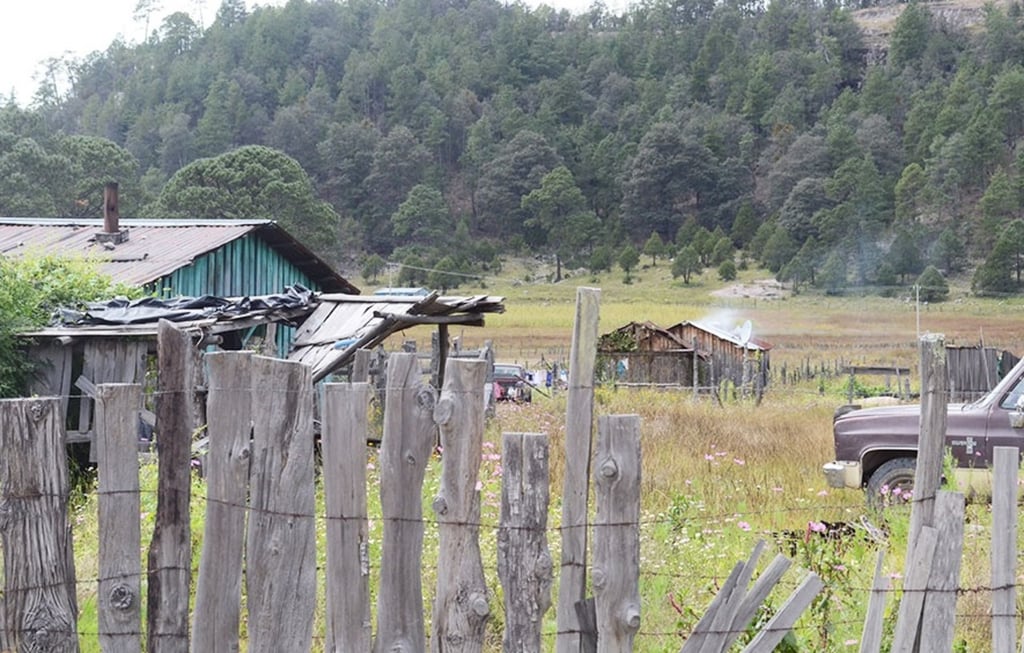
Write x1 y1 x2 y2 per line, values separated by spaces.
55 284 315 326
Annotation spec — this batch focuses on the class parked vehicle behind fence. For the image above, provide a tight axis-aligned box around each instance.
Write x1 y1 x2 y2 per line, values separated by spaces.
493 363 533 403
823 356 1024 505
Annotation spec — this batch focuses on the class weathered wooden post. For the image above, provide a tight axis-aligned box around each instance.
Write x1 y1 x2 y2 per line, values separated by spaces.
892 333 960 653
557 287 601 653
858 551 889 653
0 397 78 652
498 432 552 653
431 358 490 653
917 491 964 651
192 352 253 653
907 333 946 555
352 348 372 383
322 381 374 652
96 384 144 653
742 572 824 653
245 356 316 652
375 352 437 653
148 320 198 653
992 446 1017 653
890 526 937 653
592 415 641 652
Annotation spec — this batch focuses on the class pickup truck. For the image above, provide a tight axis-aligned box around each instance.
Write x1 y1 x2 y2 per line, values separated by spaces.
823 355 1024 504
493 363 533 403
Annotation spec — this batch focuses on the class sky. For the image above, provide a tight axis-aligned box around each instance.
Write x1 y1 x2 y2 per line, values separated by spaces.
1 0 612 107
1 1 276 105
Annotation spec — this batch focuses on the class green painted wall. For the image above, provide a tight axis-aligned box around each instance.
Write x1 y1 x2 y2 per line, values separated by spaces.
149 234 317 355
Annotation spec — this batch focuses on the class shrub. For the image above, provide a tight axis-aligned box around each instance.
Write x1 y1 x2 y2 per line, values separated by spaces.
916 265 949 302
0 253 136 397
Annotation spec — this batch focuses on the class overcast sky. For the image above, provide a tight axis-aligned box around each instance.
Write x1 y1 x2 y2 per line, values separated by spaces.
2 0 619 107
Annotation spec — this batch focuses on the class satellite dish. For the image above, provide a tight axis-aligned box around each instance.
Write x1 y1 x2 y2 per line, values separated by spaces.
736 320 752 346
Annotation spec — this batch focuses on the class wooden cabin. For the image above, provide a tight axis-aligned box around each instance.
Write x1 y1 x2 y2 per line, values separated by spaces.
597 321 701 386
668 320 771 396
598 319 772 398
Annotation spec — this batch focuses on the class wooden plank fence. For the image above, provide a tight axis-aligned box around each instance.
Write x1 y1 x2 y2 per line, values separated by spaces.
8 316 1024 651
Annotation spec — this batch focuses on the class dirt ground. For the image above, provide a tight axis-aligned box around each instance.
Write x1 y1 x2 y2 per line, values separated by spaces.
710 279 790 300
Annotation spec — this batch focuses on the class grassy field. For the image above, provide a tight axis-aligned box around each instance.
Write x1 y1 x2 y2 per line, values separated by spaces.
397 259 1020 651
68 260 1023 651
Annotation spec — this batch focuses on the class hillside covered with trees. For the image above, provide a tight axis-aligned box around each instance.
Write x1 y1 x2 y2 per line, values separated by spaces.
3 0 1024 296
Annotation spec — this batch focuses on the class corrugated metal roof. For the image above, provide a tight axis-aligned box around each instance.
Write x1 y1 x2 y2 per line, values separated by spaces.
672 320 772 351
0 218 358 293
288 292 506 382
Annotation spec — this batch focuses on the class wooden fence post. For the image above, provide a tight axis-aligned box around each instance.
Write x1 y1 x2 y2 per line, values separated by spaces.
593 415 642 653
375 352 437 653
890 526 938 653
352 348 371 383
499 432 552 653
147 320 198 653
557 287 601 653
431 358 490 653
0 397 78 652
245 356 316 652
858 550 889 653
192 352 253 653
917 491 965 652
741 573 824 653
907 333 946 560
96 384 143 653
992 447 1018 653
322 381 374 652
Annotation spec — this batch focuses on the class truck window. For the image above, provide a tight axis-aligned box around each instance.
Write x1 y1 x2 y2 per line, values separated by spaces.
999 375 1024 410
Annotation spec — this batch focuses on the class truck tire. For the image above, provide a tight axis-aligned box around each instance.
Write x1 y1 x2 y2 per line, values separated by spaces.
866 457 916 508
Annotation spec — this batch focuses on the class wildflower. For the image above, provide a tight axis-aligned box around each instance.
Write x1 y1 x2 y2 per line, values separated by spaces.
817 489 828 496
845 639 859 646
808 521 827 533
704 454 715 461
733 458 745 465
738 521 751 531
772 486 783 493
880 484 890 495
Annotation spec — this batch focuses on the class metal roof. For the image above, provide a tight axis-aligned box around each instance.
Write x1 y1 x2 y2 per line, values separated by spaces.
671 320 772 351
0 218 358 294
288 292 506 382
20 285 319 340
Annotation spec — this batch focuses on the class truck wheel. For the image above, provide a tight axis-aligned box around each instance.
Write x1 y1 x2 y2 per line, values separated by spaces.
866 457 916 508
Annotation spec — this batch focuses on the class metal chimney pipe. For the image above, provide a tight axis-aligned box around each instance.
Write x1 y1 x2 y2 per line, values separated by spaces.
103 182 119 233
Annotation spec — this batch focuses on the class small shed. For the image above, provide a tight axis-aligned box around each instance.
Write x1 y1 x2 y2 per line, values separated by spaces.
597 319 771 398
19 286 320 456
668 320 771 395
596 321 701 386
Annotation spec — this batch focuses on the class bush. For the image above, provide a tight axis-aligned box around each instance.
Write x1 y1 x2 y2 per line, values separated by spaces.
718 259 737 281
916 265 949 302
0 253 136 397
0 255 140 397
